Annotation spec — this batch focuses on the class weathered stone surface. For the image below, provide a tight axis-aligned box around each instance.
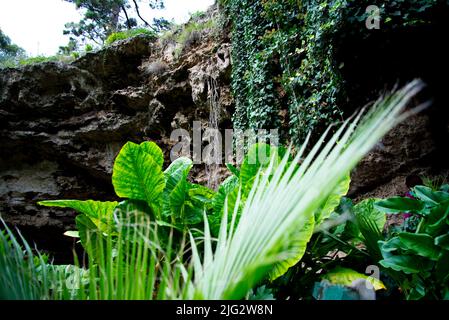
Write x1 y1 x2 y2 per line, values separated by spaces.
350 112 449 199
0 24 233 261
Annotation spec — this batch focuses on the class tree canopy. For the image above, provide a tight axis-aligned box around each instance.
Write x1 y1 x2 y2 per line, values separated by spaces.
0 28 24 62
63 0 170 45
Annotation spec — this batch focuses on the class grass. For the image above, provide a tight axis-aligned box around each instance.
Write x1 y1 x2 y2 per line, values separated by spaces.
160 18 219 60
0 55 75 68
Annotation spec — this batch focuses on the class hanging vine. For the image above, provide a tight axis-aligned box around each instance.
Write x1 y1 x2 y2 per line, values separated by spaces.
224 0 444 145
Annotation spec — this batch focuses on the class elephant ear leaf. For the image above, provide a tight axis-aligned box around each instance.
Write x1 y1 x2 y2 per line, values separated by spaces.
162 157 193 218
75 214 102 257
112 141 165 205
240 143 281 188
374 197 425 214
139 141 164 168
164 157 193 192
322 267 386 290
398 232 441 261
315 174 351 226
38 200 118 233
413 185 449 205
212 175 239 214
226 163 240 177
269 215 315 281
354 198 386 232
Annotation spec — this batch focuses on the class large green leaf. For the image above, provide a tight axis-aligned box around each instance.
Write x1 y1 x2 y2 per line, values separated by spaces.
435 250 449 282
269 215 315 280
375 197 425 214
164 157 193 187
38 200 118 233
379 255 433 274
398 232 441 261
239 143 281 188
413 185 449 205
169 172 189 218
162 157 193 219
75 214 102 255
162 157 215 227
353 199 385 261
212 175 239 215
174 183 216 226
354 198 386 232
425 200 449 235
322 267 385 290
315 174 351 226
139 141 164 168
188 183 215 205
379 237 409 254
112 141 165 205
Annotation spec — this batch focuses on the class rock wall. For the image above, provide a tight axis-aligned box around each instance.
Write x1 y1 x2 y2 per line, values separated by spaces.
0 23 233 260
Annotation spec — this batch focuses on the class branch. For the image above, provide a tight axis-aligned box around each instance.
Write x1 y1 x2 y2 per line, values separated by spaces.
121 5 132 29
132 0 156 31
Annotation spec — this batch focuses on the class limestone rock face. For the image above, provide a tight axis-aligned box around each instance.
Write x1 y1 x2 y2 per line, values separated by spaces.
350 113 449 200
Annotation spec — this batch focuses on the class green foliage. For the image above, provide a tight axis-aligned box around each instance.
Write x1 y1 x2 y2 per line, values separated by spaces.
0 28 26 66
226 0 344 142
225 0 443 144
376 184 449 299
105 28 157 45
1 54 76 68
171 19 218 59
0 219 51 300
210 143 351 281
0 28 27 68
190 10 206 20
321 267 385 290
0 214 188 300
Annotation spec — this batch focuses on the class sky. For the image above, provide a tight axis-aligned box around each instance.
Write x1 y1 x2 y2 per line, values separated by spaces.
0 0 215 56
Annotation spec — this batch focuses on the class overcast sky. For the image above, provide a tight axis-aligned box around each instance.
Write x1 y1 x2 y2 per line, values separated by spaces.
0 0 215 56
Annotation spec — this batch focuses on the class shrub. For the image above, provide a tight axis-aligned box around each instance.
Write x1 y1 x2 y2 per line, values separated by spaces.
190 10 206 20
105 28 157 45
172 19 217 59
